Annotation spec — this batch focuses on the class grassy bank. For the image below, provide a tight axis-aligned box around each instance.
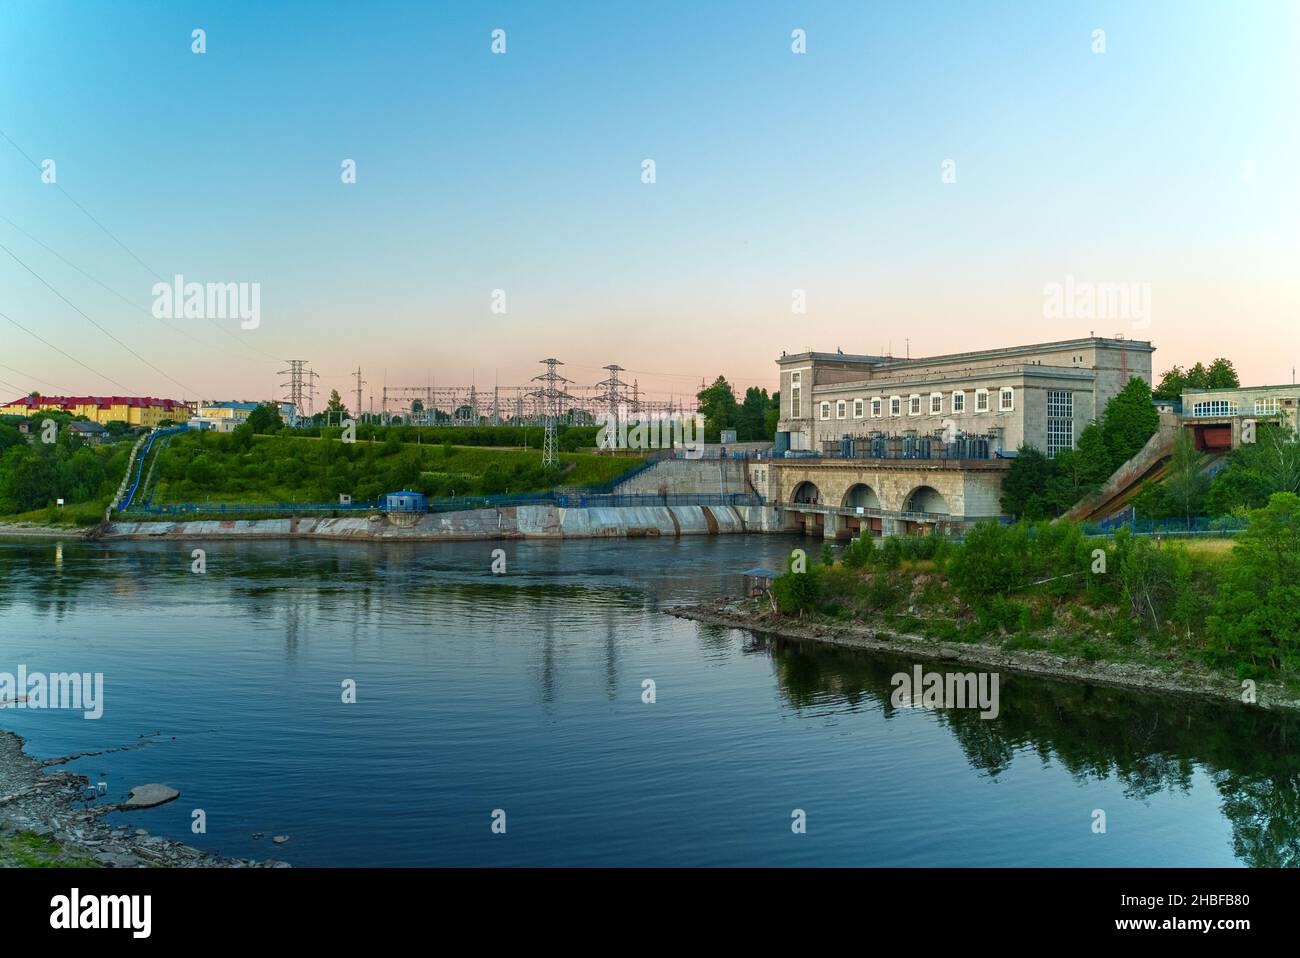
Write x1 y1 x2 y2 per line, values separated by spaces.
145 431 637 506
0 830 101 868
770 493 1300 693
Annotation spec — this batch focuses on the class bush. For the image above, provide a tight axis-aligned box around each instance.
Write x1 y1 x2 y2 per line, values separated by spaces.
772 554 824 616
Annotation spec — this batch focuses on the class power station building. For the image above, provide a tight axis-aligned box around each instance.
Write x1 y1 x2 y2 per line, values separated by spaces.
775 335 1154 458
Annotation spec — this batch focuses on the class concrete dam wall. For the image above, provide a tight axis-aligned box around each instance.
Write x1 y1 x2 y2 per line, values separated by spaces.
105 503 782 542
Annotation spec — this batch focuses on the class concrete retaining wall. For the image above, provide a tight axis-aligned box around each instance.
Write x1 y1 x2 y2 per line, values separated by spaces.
611 458 752 495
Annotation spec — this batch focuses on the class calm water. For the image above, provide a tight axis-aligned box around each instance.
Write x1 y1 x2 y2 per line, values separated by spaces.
0 534 1296 867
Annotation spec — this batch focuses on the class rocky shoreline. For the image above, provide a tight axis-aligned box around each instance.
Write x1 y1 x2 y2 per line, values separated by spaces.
0 729 288 868
0 523 90 539
672 599 1300 713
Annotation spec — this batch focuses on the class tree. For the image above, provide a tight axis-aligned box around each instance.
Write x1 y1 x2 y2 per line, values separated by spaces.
1152 357 1239 400
1153 366 1188 402
1000 446 1053 519
1162 429 1210 528
763 391 780 438
1207 492 1300 674
1207 357 1240 389
1255 425 1300 496
696 375 738 441
772 552 823 616
1100 377 1159 470
325 390 349 421
735 387 772 441
246 403 284 434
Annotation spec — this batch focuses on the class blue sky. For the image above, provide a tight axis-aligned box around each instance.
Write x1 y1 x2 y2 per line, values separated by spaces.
1 0 1297 405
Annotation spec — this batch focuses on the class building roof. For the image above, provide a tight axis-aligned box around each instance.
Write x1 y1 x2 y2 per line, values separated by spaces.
67 420 108 432
777 335 1154 367
4 395 189 411
200 401 261 411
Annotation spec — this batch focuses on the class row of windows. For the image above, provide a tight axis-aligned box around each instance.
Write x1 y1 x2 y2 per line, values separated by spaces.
819 388 1015 420
1191 400 1238 417
1190 398 1289 417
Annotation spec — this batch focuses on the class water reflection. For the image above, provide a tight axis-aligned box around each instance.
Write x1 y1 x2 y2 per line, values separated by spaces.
765 637 1300 867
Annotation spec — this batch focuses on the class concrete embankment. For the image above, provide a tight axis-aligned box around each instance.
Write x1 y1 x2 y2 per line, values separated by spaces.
101 503 784 542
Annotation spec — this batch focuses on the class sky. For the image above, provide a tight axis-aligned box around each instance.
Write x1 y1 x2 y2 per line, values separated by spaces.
1 0 1298 410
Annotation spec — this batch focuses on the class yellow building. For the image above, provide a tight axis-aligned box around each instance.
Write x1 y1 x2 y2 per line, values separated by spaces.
0 395 192 427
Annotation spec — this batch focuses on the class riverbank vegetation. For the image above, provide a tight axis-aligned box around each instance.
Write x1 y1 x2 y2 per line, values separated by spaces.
0 829 101 868
772 492 1300 688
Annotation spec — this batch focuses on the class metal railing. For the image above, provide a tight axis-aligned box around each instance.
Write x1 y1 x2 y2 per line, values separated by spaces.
124 491 765 516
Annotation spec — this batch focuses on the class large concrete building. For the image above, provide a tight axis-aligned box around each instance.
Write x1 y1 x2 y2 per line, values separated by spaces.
775 335 1154 458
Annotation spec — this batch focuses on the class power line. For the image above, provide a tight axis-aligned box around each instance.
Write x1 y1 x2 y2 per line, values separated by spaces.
0 127 284 366
0 362 70 393
0 213 212 352
0 127 162 281
0 308 136 392
0 238 202 397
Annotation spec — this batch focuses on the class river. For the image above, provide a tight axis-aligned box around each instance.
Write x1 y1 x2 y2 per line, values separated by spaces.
0 535 1295 866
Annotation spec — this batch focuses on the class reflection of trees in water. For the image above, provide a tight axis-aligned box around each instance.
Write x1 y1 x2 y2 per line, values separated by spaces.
766 637 1300 867
537 601 556 706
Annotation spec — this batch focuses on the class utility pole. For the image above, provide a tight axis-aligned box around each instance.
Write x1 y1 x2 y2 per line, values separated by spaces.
531 358 574 469
353 366 366 423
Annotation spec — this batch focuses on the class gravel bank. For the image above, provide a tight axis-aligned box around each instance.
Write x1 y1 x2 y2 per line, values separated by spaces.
0 729 287 868
671 598 1300 712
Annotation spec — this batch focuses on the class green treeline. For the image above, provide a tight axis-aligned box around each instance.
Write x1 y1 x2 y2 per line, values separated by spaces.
0 414 131 521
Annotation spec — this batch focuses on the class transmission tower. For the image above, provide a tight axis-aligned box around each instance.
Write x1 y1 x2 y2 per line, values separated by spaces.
595 363 630 432
530 358 574 469
279 360 320 421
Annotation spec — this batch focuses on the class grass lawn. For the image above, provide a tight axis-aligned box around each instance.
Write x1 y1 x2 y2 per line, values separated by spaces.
146 433 641 506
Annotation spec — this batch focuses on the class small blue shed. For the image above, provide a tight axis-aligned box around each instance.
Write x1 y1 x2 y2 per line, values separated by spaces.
382 490 427 512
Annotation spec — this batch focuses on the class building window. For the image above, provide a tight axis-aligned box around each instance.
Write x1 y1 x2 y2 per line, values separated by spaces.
1255 398 1280 415
975 389 989 412
952 391 965 413
836 400 846 419
1047 390 1073 458
1192 400 1238 417
999 387 1015 412
909 394 922 415
820 401 830 420
871 398 882 418
890 396 901 416
790 371 801 419
853 398 863 418
930 392 943 414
